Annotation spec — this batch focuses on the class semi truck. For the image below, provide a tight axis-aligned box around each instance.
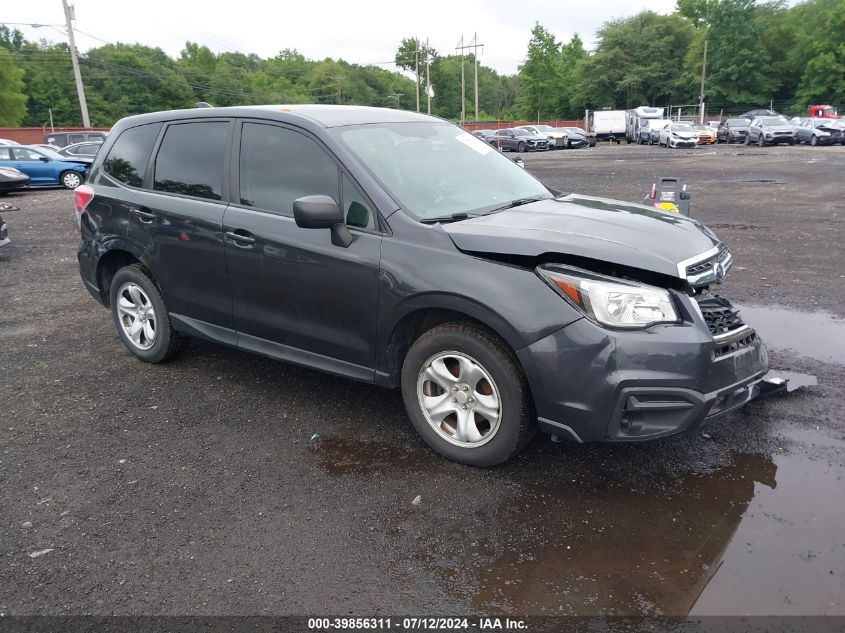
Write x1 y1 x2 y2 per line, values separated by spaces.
626 106 666 143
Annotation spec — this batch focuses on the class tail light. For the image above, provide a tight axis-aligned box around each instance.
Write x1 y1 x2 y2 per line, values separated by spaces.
74 185 94 227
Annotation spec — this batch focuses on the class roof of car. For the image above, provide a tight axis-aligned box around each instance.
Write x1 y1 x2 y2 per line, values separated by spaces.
115 104 438 130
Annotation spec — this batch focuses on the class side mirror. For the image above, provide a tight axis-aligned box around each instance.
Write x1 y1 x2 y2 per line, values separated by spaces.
39 156 50 162
293 195 353 248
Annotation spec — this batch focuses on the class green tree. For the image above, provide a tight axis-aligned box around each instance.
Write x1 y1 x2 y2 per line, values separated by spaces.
82 44 194 124
699 0 777 106
394 37 437 101
795 1 845 106
573 12 695 110
0 47 27 125
516 24 563 120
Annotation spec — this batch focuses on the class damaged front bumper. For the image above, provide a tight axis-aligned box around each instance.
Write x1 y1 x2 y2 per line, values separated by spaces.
517 293 783 443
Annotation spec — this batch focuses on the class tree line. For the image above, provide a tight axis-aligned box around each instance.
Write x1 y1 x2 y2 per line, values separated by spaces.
0 0 842 128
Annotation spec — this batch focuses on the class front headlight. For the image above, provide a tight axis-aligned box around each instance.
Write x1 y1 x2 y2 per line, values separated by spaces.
537 265 679 329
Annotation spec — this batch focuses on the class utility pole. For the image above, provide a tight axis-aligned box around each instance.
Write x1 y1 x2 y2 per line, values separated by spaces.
698 39 708 124
387 93 403 108
471 33 484 123
456 35 466 125
414 44 420 112
61 0 90 128
329 75 343 104
426 38 431 115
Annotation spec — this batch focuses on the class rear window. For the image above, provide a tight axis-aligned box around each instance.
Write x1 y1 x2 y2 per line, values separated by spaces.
153 122 228 201
104 123 162 187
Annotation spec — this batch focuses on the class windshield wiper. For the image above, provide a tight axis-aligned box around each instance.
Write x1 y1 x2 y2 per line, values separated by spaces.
420 212 474 224
487 196 550 213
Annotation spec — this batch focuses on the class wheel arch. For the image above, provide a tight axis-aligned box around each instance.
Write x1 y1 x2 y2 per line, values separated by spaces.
94 241 147 306
377 294 529 390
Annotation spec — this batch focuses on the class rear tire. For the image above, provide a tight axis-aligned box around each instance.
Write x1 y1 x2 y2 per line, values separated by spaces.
109 264 185 364
401 322 534 467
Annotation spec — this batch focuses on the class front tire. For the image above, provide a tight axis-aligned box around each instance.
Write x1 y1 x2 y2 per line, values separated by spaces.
401 322 534 467
517 141 526 153
109 264 185 364
810 135 818 146
60 170 83 190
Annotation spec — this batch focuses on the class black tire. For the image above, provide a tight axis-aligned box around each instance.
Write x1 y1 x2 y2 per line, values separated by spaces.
517 141 526 153
401 322 534 467
744 135 750 146
109 264 185 364
60 170 84 190
758 135 764 147
810 135 818 146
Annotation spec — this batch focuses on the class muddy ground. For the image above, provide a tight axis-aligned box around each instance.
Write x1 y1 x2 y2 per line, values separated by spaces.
1 142 843 619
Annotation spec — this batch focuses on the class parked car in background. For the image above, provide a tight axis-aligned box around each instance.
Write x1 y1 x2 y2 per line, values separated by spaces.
490 128 548 152
693 124 717 144
513 127 555 150
519 125 570 149
658 123 698 148
556 127 596 147
794 118 843 145
43 131 107 149
0 166 31 195
647 120 672 145
740 109 780 119
0 145 88 189
745 117 796 146
59 141 103 159
471 130 497 142
77 104 775 466
717 118 751 143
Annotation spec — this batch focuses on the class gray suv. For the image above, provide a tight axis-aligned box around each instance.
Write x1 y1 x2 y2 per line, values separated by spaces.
76 105 774 466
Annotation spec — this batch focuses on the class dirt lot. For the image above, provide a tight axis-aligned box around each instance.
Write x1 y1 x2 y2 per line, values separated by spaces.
1 143 844 620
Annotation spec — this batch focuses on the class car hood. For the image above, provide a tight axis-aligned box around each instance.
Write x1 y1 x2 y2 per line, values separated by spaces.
59 156 93 166
443 194 722 281
728 125 749 131
762 125 794 133
671 131 697 139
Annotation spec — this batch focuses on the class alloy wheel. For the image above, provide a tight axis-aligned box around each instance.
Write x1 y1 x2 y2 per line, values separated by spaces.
416 351 502 448
116 282 157 350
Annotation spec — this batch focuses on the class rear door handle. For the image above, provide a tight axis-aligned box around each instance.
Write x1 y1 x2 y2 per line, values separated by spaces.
225 230 256 245
130 207 155 223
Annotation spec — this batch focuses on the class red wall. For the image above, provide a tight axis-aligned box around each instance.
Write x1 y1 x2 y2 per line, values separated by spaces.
462 120 585 131
0 127 111 144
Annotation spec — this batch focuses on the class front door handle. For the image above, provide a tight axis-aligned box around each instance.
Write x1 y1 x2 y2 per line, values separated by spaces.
130 207 155 224
225 230 256 245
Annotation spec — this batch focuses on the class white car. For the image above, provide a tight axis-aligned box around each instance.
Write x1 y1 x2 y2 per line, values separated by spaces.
0 139 21 146
658 123 698 148
519 125 570 149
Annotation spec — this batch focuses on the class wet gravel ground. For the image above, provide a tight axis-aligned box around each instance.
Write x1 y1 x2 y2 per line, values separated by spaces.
1 143 844 618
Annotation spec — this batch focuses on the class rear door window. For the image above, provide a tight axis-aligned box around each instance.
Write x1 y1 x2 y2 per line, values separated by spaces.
238 122 339 215
153 121 228 200
68 134 84 144
103 123 162 187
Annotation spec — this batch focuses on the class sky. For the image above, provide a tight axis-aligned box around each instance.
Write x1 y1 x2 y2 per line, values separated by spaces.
4 0 679 76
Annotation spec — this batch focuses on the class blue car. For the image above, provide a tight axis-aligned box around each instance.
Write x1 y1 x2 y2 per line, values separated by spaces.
0 145 88 189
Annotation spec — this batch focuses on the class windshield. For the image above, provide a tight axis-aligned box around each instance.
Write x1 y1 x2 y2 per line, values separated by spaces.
727 119 748 126
759 117 786 125
334 122 552 221
671 124 694 132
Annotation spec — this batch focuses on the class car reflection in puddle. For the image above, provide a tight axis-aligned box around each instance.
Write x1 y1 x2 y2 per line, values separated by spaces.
315 434 844 616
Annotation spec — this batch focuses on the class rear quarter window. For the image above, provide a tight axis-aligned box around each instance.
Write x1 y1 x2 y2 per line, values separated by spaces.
103 123 163 187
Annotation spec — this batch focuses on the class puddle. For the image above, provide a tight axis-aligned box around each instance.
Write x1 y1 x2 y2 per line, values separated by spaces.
736 304 845 365
399 448 844 616
708 223 762 230
311 437 433 476
766 370 818 391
